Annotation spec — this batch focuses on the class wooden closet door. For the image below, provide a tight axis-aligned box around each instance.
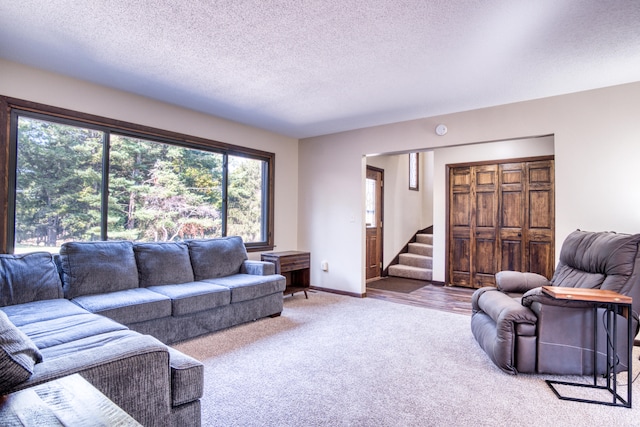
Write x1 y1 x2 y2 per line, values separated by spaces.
523 160 555 279
449 167 472 287
473 165 499 287
499 162 526 272
448 157 554 288
448 165 498 287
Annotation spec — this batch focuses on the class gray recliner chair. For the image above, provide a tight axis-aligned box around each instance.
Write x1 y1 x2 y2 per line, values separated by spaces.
471 230 640 375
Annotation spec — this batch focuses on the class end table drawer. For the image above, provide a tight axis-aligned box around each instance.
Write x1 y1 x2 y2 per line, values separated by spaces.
278 253 310 272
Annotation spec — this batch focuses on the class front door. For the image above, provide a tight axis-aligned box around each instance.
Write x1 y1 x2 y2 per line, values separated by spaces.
366 167 383 280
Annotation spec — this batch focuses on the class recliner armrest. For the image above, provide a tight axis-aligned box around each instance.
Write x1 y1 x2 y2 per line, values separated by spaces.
473 287 538 328
471 287 538 374
495 271 549 293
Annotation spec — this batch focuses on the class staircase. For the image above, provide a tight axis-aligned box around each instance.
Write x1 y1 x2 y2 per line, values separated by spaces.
387 233 433 281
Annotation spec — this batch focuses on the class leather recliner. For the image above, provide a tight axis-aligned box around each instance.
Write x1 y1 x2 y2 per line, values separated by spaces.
471 230 640 375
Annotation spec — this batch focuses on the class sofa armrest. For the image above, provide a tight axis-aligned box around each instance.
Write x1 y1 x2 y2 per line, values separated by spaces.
495 271 549 293
240 260 275 276
14 333 171 427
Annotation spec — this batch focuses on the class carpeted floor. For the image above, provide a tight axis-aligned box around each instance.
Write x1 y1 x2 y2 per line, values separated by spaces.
174 291 640 427
366 276 426 293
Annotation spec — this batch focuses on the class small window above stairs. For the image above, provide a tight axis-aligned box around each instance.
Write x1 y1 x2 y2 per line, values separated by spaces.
387 233 433 281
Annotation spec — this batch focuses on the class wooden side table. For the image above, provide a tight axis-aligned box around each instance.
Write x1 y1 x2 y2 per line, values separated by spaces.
261 251 311 298
0 373 142 425
541 286 633 408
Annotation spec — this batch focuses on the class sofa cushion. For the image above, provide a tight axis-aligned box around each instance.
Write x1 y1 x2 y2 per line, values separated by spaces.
134 242 195 287
17 312 128 350
0 252 63 306
0 310 43 394
204 274 286 303
1 299 88 327
187 236 248 280
59 241 139 299
38 329 151 360
148 282 230 316
71 288 172 325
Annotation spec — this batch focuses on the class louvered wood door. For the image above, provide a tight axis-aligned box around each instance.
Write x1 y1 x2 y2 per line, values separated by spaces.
448 157 554 288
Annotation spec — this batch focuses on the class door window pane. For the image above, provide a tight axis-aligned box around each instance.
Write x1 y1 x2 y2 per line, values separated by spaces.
15 116 103 253
365 178 376 227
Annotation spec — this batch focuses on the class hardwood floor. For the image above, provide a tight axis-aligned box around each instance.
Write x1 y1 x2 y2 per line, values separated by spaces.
366 277 474 316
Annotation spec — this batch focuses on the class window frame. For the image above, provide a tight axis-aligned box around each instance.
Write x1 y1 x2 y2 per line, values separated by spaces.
409 152 419 191
0 96 275 253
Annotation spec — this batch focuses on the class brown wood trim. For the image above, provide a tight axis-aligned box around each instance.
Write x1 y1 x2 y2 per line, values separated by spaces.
0 97 9 253
0 95 276 253
444 165 451 286
409 152 419 191
310 286 365 298
366 165 384 280
447 155 554 169
1 96 274 159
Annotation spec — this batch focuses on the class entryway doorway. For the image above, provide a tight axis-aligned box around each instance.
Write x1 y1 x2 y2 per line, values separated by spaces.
365 166 384 281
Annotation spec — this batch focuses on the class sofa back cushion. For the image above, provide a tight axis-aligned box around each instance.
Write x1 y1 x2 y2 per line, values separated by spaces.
551 230 640 293
59 241 139 299
134 242 195 287
0 252 63 307
187 236 248 280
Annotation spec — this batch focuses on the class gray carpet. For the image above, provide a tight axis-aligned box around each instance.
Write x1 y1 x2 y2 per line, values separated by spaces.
174 291 640 426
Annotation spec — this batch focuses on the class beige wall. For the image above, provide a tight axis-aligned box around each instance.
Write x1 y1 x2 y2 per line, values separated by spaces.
0 59 300 259
5 59 640 294
300 82 640 295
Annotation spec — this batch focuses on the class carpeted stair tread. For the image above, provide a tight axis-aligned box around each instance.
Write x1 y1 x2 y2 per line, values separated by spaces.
415 234 433 244
408 242 432 257
398 253 433 269
388 264 432 281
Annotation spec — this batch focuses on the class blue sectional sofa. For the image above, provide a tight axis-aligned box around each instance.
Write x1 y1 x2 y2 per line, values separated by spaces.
0 236 286 426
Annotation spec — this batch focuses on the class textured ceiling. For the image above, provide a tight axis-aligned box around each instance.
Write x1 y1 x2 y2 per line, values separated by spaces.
1 1 639 138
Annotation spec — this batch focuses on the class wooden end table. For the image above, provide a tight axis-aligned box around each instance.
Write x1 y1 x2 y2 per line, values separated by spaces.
261 251 311 298
542 286 633 408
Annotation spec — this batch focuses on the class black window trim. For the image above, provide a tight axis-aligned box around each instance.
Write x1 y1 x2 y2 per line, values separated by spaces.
1 95 275 253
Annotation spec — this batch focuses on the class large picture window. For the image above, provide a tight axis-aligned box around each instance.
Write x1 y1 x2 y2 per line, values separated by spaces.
2 97 274 253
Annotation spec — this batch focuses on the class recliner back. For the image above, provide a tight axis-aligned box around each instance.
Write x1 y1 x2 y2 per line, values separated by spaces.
551 230 640 293
550 230 640 326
